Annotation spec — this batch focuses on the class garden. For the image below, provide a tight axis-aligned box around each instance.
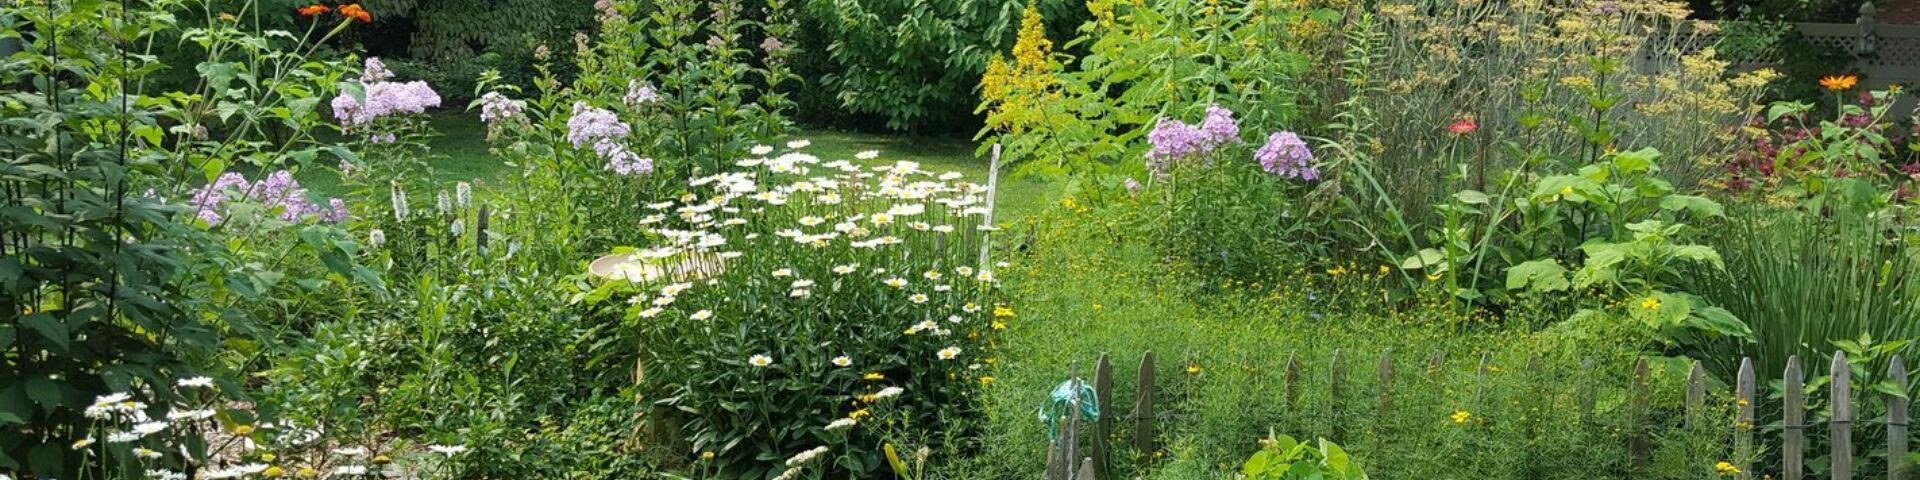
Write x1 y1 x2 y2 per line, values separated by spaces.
3 0 1920 478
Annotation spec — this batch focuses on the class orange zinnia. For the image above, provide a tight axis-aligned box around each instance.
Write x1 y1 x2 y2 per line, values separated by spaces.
1820 74 1859 91
296 4 330 17
339 4 371 22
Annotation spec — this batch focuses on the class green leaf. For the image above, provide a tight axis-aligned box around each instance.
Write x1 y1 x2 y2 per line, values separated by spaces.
1453 189 1491 205
1399 249 1445 270
1506 259 1570 292
23 377 60 409
1610 147 1661 174
1659 195 1724 218
1683 305 1752 340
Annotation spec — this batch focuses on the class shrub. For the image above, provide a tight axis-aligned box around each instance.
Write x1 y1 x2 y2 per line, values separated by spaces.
977 0 1313 179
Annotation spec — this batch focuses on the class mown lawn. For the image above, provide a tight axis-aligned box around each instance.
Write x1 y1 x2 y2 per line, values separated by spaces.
302 114 1054 224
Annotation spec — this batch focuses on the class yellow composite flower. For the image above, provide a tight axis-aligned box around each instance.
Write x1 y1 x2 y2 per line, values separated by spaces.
1450 410 1473 424
1640 297 1661 311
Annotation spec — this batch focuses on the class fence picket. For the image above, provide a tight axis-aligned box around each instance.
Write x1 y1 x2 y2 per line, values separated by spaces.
1285 354 1301 412
1737 358 1756 480
1094 354 1113 480
1889 356 1909 480
1832 352 1854 480
1685 361 1706 430
1785 356 1806 480
1134 351 1155 459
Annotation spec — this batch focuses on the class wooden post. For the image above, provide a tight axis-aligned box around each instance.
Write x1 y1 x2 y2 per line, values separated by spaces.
1784 356 1806 480
1737 358 1756 480
1331 349 1346 443
1093 354 1113 480
1631 358 1651 474
476 203 490 253
1832 352 1854 480
1685 361 1706 430
1134 351 1155 459
1889 355 1909 480
1076 458 1096 480
1426 351 1445 378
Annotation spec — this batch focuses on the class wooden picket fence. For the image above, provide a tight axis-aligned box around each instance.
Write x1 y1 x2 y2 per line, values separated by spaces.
1042 350 1913 480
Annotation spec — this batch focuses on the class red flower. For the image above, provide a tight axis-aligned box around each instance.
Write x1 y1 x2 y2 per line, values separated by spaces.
1447 117 1478 136
296 4 330 17
339 4 371 22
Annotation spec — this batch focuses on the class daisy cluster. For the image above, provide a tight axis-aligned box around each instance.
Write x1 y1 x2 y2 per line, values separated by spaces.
70 377 464 479
595 140 1009 471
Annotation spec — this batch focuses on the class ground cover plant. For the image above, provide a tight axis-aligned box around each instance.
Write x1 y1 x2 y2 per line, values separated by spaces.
6 0 1920 479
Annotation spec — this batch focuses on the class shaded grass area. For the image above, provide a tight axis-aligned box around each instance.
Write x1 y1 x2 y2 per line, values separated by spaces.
302 113 1055 223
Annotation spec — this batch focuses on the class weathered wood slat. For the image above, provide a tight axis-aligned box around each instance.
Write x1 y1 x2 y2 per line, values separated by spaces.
1832 352 1854 480
1889 356 1909 480
1785 356 1806 480
1737 358 1756 480
1093 354 1113 480
1685 361 1706 430
1134 351 1155 458
1076 457 1096 480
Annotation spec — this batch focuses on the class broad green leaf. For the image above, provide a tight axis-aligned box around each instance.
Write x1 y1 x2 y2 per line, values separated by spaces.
1505 259 1569 292
1659 195 1724 218
1399 249 1445 270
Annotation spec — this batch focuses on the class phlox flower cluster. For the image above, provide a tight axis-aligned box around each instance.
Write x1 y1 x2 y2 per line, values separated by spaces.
567 102 653 176
624 80 662 108
331 58 441 129
1146 104 1241 175
478 92 524 125
1255 131 1318 180
188 170 347 225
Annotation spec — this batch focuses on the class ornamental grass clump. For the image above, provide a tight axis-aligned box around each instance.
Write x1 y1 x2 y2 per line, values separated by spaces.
575 143 1006 478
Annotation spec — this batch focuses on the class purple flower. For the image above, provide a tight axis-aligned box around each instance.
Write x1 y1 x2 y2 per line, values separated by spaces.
1125 177 1141 194
760 36 788 55
187 170 347 225
566 102 630 148
361 57 393 84
1255 131 1318 181
1199 104 1240 146
566 102 651 176
623 81 661 108
333 80 441 126
478 92 524 125
1146 118 1207 175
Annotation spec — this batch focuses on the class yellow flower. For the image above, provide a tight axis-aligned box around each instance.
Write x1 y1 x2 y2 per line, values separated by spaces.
1185 364 1201 375
263 466 286 477
297 467 319 478
262 453 276 462
1425 271 1444 282
849 408 871 419
1640 297 1661 311
991 320 1007 330
372 455 392 464
701 451 717 462
1450 410 1472 424
1378 265 1391 274
993 305 1015 318
1714 461 1741 475
980 376 996 385
864 372 886 381
231 425 255 436
1559 186 1573 196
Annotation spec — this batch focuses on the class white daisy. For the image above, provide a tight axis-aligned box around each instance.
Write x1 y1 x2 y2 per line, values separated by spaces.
750 354 774 367
937 346 962 360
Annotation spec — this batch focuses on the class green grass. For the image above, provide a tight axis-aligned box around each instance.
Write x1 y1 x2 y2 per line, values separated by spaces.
302 113 1057 224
